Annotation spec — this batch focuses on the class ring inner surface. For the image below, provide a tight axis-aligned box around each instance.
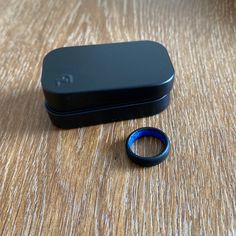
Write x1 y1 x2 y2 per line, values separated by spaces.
129 130 166 158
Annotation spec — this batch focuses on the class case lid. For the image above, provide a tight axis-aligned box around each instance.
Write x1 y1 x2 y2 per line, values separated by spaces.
41 41 174 112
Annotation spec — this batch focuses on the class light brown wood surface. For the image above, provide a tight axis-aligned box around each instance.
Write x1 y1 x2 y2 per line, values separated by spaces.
0 0 235 235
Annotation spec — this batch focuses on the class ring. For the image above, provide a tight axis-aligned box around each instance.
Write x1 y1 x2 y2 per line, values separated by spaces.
126 127 170 167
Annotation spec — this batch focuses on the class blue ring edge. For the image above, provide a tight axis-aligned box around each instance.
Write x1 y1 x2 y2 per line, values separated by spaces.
126 127 170 167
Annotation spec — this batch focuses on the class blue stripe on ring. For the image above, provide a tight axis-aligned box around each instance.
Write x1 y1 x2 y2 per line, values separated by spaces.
127 128 167 148
126 127 170 166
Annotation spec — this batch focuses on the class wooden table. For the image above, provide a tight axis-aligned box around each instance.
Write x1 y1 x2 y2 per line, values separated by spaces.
0 0 235 235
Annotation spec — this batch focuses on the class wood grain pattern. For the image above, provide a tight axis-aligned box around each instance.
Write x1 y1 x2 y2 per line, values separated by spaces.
0 0 235 235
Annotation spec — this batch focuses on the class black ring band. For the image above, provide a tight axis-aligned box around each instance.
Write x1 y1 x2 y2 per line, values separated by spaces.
126 127 170 167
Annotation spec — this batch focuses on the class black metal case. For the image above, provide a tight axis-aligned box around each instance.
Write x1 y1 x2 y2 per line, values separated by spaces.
41 41 174 128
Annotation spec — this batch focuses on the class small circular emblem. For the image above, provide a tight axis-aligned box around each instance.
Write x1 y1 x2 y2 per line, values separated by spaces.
56 74 74 87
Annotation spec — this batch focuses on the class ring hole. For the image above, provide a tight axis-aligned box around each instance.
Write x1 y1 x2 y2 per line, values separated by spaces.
131 136 165 158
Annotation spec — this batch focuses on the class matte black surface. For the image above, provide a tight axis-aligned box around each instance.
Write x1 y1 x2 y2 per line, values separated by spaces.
41 41 175 128
46 94 170 129
126 127 170 167
41 40 174 112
